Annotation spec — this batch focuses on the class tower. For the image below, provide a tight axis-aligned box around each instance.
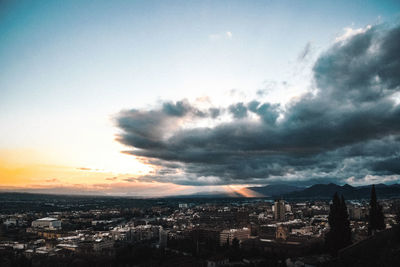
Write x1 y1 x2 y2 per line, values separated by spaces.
274 200 286 221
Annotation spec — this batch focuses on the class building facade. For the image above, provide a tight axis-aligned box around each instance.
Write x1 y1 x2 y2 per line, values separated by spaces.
274 200 286 221
31 218 61 230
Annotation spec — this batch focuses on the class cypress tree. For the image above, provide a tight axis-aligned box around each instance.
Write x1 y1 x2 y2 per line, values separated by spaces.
395 203 400 224
368 184 385 235
231 237 239 250
340 195 352 247
328 193 340 233
326 192 352 255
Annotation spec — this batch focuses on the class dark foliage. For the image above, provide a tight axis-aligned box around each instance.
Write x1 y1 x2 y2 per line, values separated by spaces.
326 192 352 255
368 185 386 235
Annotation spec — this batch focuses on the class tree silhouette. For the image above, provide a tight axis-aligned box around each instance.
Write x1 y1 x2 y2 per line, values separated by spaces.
340 195 352 246
395 202 400 224
368 184 385 235
326 192 352 255
231 237 239 250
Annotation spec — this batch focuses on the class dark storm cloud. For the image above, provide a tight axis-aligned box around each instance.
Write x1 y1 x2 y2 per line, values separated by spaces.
229 102 248 118
314 25 400 102
372 157 400 175
247 101 280 125
115 23 400 186
162 100 193 116
162 99 208 117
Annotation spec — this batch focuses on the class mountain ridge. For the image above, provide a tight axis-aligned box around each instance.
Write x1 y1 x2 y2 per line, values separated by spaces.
281 183 400 199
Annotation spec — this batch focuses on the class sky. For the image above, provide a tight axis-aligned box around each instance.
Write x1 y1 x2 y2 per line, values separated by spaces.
1 0 400 196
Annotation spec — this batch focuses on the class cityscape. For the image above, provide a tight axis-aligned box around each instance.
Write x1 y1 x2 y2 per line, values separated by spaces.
1 185 400 266
1 0 400 266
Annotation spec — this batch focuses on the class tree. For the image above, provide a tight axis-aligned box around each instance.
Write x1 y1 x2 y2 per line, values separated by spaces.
340 195 352 247
394 202 400 224
326 192 352 255
368 184 385 235
231 237 239 250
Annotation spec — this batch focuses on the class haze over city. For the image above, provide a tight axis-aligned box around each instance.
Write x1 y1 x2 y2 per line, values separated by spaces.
1 0 400 197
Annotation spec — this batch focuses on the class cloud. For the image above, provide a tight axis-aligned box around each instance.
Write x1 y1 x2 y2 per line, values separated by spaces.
209 31 233 41
77 167 92 171
335 25 372 43
228 102 248 119
116 23 400 186
298 42 313 61
123 177 137 182
0 181 193 197
45 178 59 183
77 167 102 172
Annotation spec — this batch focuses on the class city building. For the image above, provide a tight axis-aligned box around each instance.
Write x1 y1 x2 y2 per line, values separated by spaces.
219 228 250 246
159 226 168 247
31 217 61 230
4 218 19 227
93 239 114 252
274 200 286 221
348 205 368 220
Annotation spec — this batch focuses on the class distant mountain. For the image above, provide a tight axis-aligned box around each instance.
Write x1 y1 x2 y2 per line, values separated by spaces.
171 184 304 198
168 191 243 198
247 184 303 197
282 183 400 199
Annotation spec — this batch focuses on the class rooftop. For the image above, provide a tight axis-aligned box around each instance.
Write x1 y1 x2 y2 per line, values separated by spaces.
36 217 58 222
